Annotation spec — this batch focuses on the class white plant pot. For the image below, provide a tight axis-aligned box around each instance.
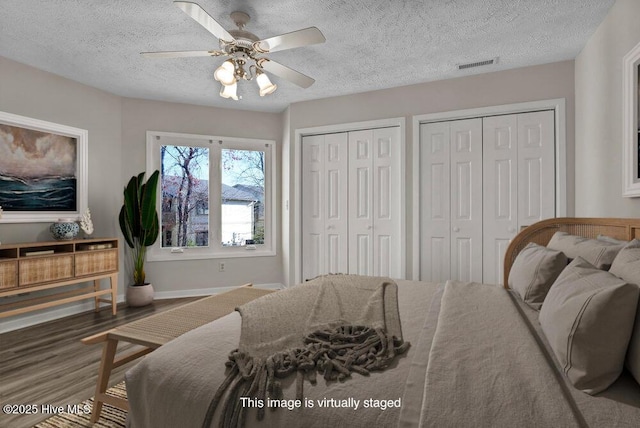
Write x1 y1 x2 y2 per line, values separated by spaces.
126 283 154 307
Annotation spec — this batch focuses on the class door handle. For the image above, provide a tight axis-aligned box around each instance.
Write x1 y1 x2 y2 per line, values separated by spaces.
452 227 460 232
507 227 516 233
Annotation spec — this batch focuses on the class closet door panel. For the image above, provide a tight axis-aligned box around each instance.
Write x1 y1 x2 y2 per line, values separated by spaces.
420 122 451 282
518 111 556 227
372 127 401 277
325 133 349 275
302 133 348 280
302 135 326 281
483 115 518 285
348 130 374 275
450 118 483 283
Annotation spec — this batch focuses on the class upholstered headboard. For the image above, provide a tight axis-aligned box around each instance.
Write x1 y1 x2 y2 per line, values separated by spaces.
503 217 640 288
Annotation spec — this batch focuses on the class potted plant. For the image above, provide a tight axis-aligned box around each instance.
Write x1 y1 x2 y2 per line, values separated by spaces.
119 170 160 307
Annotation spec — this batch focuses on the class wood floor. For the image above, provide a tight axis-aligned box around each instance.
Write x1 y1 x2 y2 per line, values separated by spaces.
0 298 196 428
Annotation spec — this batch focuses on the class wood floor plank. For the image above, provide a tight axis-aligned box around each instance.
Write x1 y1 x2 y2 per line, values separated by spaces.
0 298 196 428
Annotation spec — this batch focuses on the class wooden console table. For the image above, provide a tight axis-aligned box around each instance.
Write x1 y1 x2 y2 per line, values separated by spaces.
0 238 119 318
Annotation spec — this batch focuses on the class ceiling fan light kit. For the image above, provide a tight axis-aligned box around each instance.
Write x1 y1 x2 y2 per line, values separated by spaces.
219 81 238 100
213 60 236 86
142 1 326 101
257 71 277 97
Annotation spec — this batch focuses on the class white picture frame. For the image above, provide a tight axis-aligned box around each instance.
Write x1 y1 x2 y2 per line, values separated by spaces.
622 41 640 197
0 111 88 222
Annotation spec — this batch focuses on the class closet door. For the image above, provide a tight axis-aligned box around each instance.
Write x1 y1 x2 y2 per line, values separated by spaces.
348 130 374 275
372 127 401 277
420 122 451 282
348 127 401 277
517 111 555 227
449 119 483 282
483 115 518 285
302 133 348 281
482 111 555 285
420 118 482 282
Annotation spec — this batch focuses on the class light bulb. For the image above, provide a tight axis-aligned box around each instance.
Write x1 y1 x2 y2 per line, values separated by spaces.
214 60 236 86
256 72 277 96
219 82 238 100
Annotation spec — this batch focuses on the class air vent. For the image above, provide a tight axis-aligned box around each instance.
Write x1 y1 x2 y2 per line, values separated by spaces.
458 57 498 70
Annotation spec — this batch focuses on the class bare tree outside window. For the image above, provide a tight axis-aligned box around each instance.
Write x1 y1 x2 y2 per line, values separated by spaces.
161 145 209 247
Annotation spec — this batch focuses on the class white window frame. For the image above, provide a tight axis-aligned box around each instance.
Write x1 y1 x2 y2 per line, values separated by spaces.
622 40 640 197
146 130 276 261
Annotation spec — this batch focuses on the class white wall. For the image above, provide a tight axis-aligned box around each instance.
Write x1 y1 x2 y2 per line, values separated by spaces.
284 61 576 285
575 0 640 216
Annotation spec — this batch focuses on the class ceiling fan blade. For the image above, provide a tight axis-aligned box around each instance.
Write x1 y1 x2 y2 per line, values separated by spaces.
258 59 315 88
141 50 224 58
174 1 235 43
255 27 325 53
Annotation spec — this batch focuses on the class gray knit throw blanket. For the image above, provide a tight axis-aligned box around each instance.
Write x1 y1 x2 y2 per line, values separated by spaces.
202 275 410 428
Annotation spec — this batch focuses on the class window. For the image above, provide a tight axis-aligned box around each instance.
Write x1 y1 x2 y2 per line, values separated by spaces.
146 131 275 260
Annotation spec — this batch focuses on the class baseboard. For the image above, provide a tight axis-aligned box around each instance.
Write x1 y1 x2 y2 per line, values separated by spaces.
0 282 285 334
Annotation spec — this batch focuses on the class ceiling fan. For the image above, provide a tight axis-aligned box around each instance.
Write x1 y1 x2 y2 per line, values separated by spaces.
142 1 326 100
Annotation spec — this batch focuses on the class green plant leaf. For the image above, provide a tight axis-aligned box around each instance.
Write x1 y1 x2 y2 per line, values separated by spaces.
140 170 159 231
118 206 134 248
119 170 160 285
123 174 141 239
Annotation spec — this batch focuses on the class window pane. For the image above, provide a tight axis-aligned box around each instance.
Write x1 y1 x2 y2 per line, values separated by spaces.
160 145 209 247
221 149 265 246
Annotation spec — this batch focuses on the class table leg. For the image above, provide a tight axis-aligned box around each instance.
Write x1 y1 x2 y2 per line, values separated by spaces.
110 273 118 315
94 279 101 312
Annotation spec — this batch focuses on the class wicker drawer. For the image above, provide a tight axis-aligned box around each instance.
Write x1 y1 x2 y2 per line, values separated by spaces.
0 261 18 289
19 255 74 286
75 249 118 276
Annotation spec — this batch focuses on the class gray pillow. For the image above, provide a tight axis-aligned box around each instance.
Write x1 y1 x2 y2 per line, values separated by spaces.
539 257 639 394
609 239 640 385
508 242 567 310
547 231 624 270
597 234 628 245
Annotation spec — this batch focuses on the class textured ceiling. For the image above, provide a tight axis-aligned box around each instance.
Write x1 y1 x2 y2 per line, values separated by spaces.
0 0 614 113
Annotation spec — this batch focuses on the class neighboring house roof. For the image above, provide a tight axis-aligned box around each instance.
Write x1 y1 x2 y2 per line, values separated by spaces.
231 184 264 203
222 184 260 203
162 175 263 203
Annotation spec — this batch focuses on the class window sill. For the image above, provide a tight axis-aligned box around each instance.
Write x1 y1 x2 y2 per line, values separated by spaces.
147 248 276 262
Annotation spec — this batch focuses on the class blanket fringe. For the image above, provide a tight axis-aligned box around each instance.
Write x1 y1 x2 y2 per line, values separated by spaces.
202 325 410 428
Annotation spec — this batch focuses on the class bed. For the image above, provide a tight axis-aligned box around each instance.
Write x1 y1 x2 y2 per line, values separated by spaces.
125 218 640 427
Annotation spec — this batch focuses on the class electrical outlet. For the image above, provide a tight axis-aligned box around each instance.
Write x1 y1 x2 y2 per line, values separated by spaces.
219 262 225 272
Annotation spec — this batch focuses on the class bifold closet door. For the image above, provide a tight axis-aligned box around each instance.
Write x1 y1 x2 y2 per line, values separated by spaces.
482 110 555 285
420 118 483 283
301 133 348 281
348 127 401 278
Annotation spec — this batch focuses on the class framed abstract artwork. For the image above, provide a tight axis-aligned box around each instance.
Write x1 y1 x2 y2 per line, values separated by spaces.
0 111 88 222
622 41 640 197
